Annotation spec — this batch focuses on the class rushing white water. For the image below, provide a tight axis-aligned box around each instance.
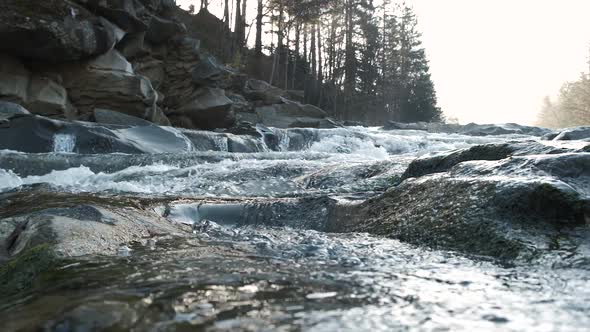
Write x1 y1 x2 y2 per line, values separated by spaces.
0 127 542 196
52 133 76 153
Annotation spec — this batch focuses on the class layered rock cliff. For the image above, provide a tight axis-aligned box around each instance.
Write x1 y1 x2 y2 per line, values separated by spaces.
0 0 335 131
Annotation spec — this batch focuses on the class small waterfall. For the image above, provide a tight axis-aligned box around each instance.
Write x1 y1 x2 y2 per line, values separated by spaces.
210 133 229 152
274 128 291 152
255 125 271 152
52 133 76 153
256 125 291 152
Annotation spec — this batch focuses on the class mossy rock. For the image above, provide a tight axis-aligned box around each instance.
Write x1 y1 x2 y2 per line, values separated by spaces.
0 244 58 295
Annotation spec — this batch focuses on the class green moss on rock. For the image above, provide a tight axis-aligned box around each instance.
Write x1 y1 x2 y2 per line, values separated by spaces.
0 244 57 295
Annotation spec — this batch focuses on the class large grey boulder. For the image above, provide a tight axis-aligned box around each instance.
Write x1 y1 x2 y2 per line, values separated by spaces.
254 101 334 129
26 76 77 118
168 88 236 130
61 49 168 125
0 0 122 62
243 79 287 104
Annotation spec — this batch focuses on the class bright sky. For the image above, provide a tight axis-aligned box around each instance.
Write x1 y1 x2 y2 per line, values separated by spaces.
178 0 590 125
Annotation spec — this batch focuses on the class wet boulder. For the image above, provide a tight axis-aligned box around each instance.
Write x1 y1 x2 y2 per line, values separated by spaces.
0 114 193 154
332 150 590 261
551 127 590 141
401 141 573 180
1 197 188 259
0 0 122 62
168 88 236 130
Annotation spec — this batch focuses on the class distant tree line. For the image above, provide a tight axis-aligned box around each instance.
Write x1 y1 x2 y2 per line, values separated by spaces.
190 0 442 124
537 43 590 129
537 74 590 128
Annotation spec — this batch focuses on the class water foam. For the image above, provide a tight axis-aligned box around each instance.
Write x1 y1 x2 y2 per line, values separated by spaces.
52 133 76 153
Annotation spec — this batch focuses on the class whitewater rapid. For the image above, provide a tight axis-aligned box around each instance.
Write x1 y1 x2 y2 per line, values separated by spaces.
0 127 529 197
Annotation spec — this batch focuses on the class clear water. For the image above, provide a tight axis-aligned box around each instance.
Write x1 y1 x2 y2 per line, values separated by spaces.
1 127 589 331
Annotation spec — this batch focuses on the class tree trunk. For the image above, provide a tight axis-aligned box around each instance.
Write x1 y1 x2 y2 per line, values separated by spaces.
234 0 242 56
310 23 317 104
269 18 278 85
292 22 300 90
317 21 323 106
284 26 290 90
343 0 355 119
255 0 263 55
223 0 230 29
